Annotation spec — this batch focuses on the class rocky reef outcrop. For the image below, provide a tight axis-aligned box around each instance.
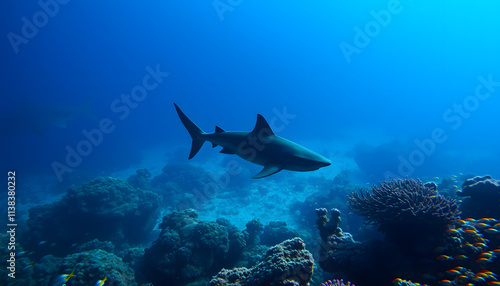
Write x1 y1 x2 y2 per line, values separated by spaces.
209 237 314 286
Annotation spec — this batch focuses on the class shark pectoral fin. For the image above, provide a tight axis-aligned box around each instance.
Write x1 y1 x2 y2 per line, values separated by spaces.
252 164 283 179
220 147 235 154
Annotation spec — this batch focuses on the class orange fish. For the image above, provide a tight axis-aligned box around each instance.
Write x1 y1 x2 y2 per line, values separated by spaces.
446 229 460 235
476 257 491 264
484 228 499 234
438 280 453 286
437 255 453 261
476 223 490 229
446 269 461 276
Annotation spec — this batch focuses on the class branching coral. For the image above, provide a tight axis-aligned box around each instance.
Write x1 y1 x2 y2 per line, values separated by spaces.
347 178 460 232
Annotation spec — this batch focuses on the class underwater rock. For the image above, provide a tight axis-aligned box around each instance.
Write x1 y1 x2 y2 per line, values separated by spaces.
261 221 300 246
75 239 115 253
209 237 314 286
55 249 137 286
151 163 217 210
457 175 500 218
26 177 161 256
243 218 263 246
143 209 247 286
120 247 146 284
316 208 342 242
127 168 152 190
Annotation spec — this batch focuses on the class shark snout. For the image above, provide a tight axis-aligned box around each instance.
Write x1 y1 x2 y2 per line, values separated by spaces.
317 157 332 167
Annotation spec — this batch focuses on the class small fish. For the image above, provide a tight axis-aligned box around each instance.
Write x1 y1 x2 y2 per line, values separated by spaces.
455 275 468 284
473 242 487 248
434 246 446 253
480 252 495 259
432 177 440 180
476 223 490 229
95 276 107 286
16 251 26 256
437 255 453 261
492 248 500 255
478 218 497 223
484 228 499 234
420 273 435 280
438 280 453 286
446 269 461 276
486 282 500 285
454 254 468 260
48 267 76 286
446 229 460 235
476 257 491 264
451 175 457 178
451 185 458 188
38 240 47 245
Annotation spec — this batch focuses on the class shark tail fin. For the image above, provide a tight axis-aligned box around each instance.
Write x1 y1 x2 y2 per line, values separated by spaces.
174 103 206 159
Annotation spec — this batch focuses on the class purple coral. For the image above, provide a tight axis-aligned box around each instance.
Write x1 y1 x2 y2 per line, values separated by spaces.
347 177 460 232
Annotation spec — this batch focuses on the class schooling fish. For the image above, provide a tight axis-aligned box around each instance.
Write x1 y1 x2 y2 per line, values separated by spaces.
48 267 76 286
174 103 331 178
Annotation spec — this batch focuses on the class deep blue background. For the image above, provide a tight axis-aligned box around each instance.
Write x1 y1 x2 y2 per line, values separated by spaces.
2 0 500 185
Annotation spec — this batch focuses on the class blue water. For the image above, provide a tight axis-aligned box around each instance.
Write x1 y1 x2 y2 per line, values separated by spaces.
2 1 500 186
3 2 500 286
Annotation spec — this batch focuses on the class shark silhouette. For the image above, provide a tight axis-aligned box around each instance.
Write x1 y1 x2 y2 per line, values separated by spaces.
174 103 331 178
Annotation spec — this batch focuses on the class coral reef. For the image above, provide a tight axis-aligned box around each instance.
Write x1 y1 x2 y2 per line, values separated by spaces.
143 209 250 286
261 221 300 246
347 178 461 235
457 175 500 218
209 237 314 286
25 177 161 257
54 249 137 286
150 163 221 210
127 168 152 190
321 279 355 286
243 218 263 246
295 170 359 236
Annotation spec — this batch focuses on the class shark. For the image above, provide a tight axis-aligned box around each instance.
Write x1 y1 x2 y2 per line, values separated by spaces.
174 103 331 178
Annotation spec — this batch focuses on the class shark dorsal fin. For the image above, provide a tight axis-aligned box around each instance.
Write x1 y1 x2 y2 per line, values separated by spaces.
252 114 274 136
215 126 225 133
